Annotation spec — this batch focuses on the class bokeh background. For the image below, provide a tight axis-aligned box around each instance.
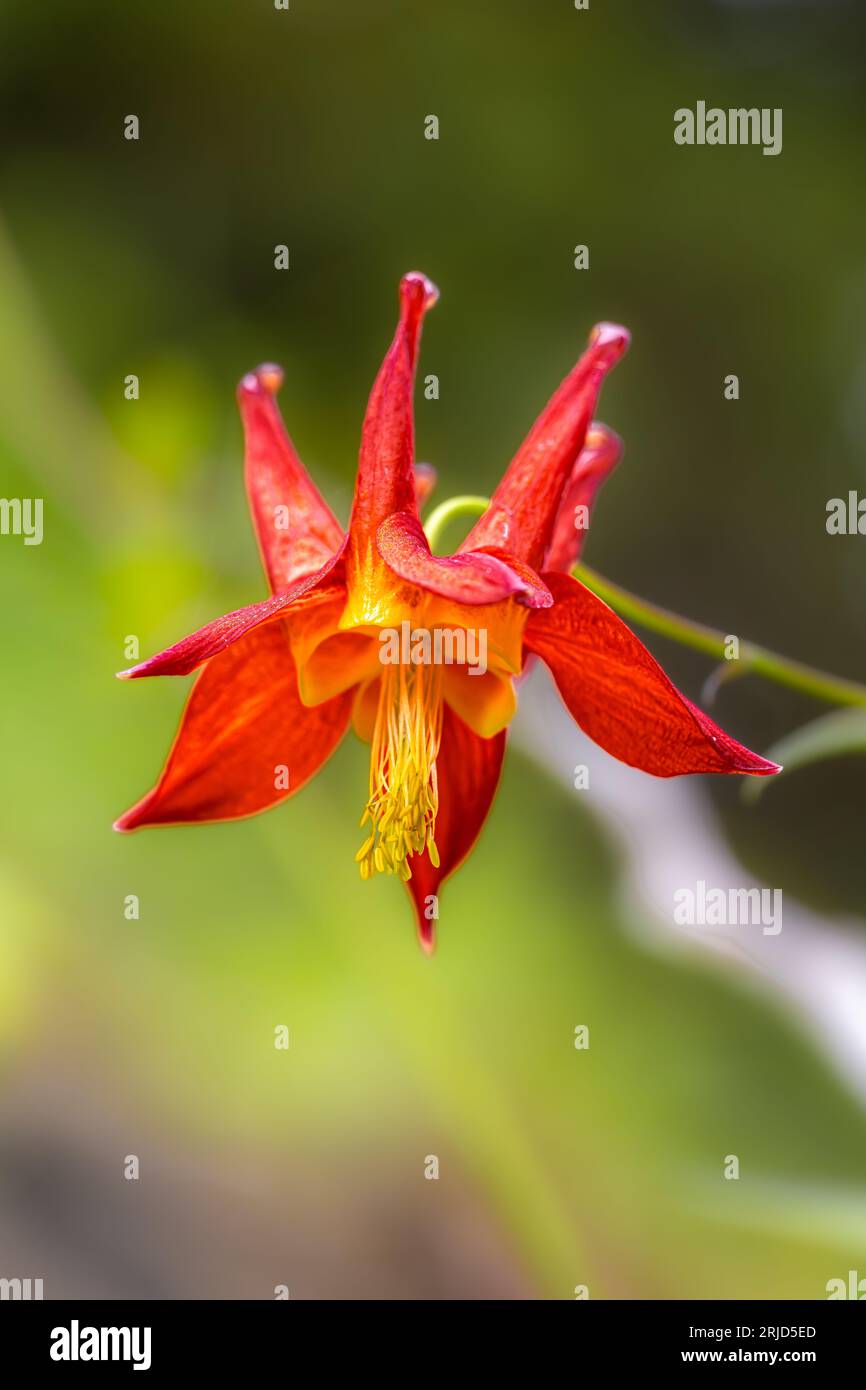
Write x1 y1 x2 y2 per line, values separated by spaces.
1 0 865 1298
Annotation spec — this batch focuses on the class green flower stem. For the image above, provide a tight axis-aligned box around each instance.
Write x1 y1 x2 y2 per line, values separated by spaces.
575 564 866 709
422 493 866 709
424 495 491 552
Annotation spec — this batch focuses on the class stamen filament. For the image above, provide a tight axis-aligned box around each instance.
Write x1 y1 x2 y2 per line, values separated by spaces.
357 655 444 881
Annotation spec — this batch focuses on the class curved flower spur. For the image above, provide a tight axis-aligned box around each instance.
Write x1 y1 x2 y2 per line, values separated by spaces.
115 273 779 952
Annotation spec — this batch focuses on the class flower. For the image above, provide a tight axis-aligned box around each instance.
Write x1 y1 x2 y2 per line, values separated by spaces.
115 272 779 951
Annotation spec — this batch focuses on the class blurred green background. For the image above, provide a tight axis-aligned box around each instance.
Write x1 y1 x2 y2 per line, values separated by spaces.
1 0 865 1298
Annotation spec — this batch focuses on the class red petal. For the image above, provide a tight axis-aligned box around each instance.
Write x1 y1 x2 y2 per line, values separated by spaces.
345 272 438 573
238 364 344 592
413 462 437 510
115 621 351 830
545 422 623 572
460 324 629 570
405 705 507 952
523 572 781 777
376 511 552 608
118 551 346 680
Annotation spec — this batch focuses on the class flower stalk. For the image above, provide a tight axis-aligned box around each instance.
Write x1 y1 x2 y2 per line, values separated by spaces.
422 493 866 711
575 564 866 709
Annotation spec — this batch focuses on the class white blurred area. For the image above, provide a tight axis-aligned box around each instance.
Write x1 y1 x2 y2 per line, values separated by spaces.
519 669 866 1106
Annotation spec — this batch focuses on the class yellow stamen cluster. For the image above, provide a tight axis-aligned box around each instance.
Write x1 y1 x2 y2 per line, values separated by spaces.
356 659 444 881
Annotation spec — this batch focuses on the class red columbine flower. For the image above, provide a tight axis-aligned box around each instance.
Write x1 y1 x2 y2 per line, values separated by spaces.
115 273 779 951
